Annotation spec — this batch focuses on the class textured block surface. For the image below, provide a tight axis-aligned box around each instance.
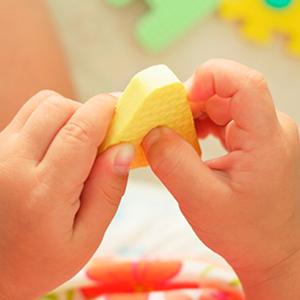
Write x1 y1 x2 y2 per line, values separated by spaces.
98 65 201 169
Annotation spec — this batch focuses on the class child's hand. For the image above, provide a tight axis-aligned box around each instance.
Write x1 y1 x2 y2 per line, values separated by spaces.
142 59 300 299
0 91 135 299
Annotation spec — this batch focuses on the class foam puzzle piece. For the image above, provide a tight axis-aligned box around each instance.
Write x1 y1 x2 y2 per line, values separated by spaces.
98 65 201 169
220 0 300 56
105 0 220 52
106 0 134 7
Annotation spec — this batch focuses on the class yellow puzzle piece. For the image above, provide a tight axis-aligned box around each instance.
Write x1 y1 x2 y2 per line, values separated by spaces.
98 65 201 169
220 0 300 56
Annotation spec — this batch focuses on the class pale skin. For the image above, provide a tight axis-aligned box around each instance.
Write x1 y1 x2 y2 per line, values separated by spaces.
0 3 299 296
1 60 300 300
142 59 300 300
0 91 136 299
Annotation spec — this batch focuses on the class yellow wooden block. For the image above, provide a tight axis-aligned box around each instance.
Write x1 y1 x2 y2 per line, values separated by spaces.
98 65 201 169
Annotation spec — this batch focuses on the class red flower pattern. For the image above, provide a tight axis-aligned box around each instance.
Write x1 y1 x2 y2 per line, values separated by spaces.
81 259 199 299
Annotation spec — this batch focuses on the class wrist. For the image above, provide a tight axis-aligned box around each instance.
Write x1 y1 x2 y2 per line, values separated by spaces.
236 249 300 300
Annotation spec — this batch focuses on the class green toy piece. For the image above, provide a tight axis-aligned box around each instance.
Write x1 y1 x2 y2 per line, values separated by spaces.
106 0 134 7
105 0 220 52
38 290 75 300
265 0 293 8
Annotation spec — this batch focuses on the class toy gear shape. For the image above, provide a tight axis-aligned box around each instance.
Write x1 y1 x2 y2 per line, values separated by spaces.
220 0 300 56
105 0 220 52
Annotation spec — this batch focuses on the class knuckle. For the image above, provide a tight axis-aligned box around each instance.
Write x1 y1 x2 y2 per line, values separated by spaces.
101 182 124 207
278 111 298 131
43 94 73 112
60 120 91 144
198 58 230 75
151 140 185 180
195 59 215 79
245 69 268 91
27 90 61 109
92 93 117 107
281 113 300 146
201 58 221 69
35 89 58 99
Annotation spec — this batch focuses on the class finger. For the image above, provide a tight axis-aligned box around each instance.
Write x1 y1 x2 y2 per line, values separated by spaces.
4 90 59 134
190 95 231 125
73 143 135 252
194 117 227 149
37 94 118 195
109 91 123 98
205 96 232 126
17 93 81 162
276 110 300 157
187 59 280 143
189 96 231 149
142 127 227 224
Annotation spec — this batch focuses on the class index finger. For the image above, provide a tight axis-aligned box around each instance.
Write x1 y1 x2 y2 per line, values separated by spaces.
37 94 118 194
187 59 280 137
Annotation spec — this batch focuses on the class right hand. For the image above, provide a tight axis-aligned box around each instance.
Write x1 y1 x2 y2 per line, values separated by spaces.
142 59 300 299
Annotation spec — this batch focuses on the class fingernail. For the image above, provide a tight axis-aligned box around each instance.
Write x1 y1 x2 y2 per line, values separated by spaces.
184 74 195 91
109 92 123 98
114 143 135 174
142 127 163 151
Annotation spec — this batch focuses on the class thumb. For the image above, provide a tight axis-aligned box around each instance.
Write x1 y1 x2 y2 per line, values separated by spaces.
142 127 226 222
73 143 135 253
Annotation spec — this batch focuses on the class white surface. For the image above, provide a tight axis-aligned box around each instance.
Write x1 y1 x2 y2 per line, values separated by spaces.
97 176 223 262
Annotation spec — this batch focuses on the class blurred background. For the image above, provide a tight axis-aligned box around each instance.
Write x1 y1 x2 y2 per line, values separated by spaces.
42 0 300 258
45 0 300 163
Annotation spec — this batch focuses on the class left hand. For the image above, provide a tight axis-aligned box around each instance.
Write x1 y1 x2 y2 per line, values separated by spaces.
0 91 135 299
